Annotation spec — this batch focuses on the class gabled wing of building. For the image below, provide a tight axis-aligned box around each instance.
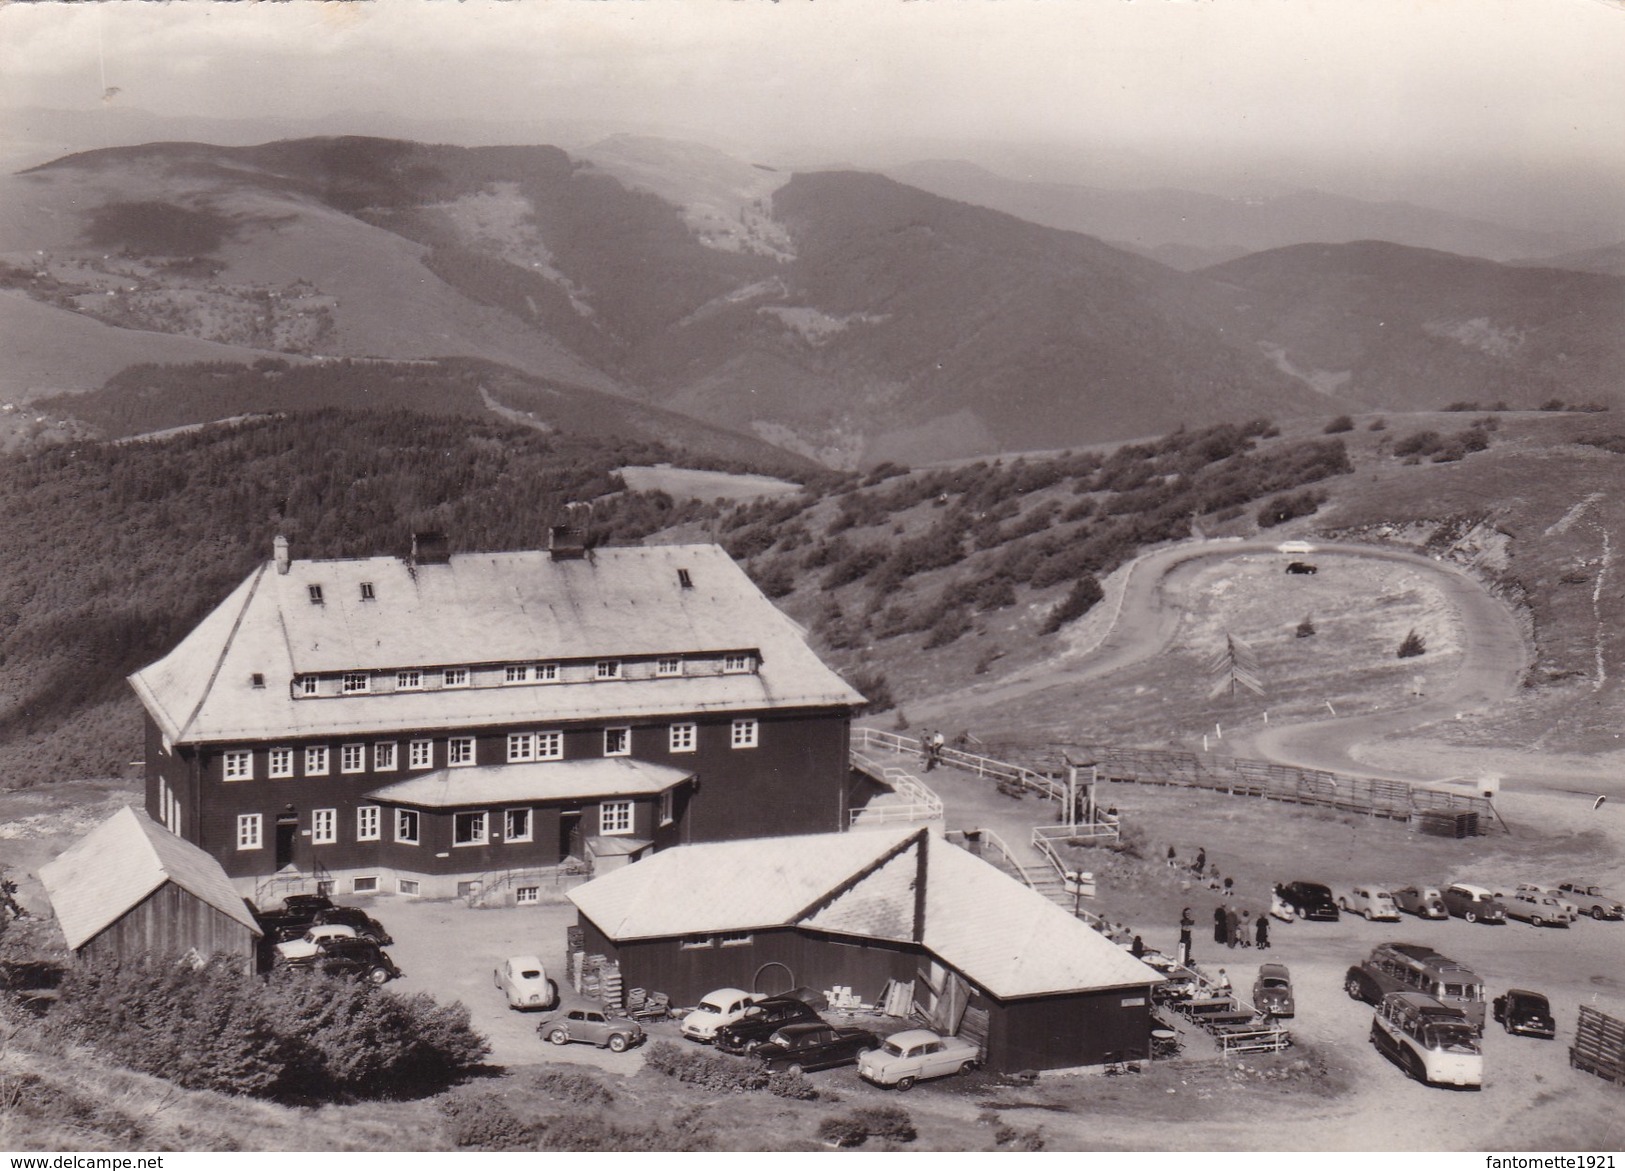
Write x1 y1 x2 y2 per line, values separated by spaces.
38 806 263 950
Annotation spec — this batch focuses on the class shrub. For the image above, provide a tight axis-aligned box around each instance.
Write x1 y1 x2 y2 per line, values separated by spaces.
1256 489 1323 528
847 668 895 714
1368 418 1387 431
643 1041 818 1099
1296 616 1316 638
1397 629 1426 658
818 1117 869 1148
924 605 973 649
850 1104 917 1142
527 1067 614 1107
1041 574 1104 634
1323 415 1354 434
440 1092 534 1150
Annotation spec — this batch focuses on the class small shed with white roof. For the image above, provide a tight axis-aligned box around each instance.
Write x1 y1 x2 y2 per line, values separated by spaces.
38 806 262 972
569 826 1163 1071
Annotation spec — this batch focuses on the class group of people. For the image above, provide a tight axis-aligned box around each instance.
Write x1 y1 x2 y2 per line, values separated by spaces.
917 728 946 771
1213 903 1270 949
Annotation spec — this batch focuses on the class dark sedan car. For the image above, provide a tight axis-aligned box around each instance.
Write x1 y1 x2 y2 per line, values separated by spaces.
1492 989 1555 1039
1277 881 1340 921
312 906 393 945
755 1023 880 1074
713 996 825 1054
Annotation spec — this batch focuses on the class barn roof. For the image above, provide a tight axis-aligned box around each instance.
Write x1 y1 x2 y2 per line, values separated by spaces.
37 806 262 951
128 544 863 745
368 757 691 807
569 828 1162 999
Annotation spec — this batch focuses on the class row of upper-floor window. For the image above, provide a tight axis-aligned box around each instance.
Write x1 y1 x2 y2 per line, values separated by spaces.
286 653 758 698
234 794 669 851
218 719 758 780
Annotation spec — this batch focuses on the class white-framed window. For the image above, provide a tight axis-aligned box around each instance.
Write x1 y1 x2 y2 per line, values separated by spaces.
507 732 536 763
660 788 675 827
504 664 531 684
443 667 469 688
731 718 759 749
516 886 539 905
669 723 696 753
448 737 475 767
719 931 753 948
398 879 421 896
223 750 253 781
600 800 633 835
312 808 336 844
397 669 422 690
341 743 366 774
595 660 622 680
536 662 559 681
537 731 563 760
454 811 488 846
236 813 262 851
356 805 380 841
374 742 397 771
305 745 330 776
680 936 714 951
504 808 532 842
657 657 682 677
300 676 319 696
409 740 433 769
396 808 420 844
723 653 752 674
342 672 369 694
308 584 324 605
268 747 294 778
352 876 379 894
603 727 630 757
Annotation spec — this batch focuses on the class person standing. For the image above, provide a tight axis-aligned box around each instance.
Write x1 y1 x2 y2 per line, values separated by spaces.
1213 904 1226 945
1193 847 1207 876
1255 912 1271 950
1131 934 1145 958
1179 907 1195 966
1167 845 1178 869
1238 910 1252 948
1224 904 1240 949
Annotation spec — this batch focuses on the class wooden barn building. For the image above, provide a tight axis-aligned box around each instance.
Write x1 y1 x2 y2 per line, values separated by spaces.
38 806 262 973
569 826 1164 1072
127 533 864 902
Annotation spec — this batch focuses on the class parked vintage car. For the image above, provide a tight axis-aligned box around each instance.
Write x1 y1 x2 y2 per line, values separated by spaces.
1252 962 1295 1018
1440 883 1505 924
1497 888 1575 928
1391 885 1449 919
679 988 760 1042
1339 886 1401 922
252 893 337 941
274 922 357 963
713 996 825 1054
1492 989 1556 1039
754 1022 879 1074
284 937 402 985
857 1028 981 1090
1556 881 1625 921
1285 561 1319 575
312 906 393 945
494 955 558 1010
537 1004 645 1052
1277 881 1340 921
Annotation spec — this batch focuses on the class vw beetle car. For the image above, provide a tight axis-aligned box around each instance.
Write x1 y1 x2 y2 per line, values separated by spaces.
1252 962 1295 1017
856 1028 980 1090
1392 885 1448 919
1340 886 1401 921
494 955 558 1010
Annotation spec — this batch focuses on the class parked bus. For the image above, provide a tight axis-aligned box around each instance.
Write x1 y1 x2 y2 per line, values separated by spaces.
1344 942 1486 1032
1370 992 1483 1089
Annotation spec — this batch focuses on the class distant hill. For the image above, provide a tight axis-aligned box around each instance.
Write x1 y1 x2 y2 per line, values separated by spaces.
1509 241 1625 278
1201 241 1625 411
884 159 1592 269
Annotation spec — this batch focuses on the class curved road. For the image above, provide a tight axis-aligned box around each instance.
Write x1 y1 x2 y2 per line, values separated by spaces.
915 538 1530 785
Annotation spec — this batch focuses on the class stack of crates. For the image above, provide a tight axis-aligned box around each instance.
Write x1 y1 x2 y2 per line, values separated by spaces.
1572 1005 1625 1084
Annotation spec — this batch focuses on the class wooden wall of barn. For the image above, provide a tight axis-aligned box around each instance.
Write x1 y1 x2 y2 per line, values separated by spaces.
79 881 258 975
976 983 1155 1071
576 918 916 1006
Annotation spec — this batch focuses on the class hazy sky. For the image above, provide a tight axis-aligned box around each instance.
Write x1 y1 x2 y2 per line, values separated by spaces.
3 0 1624 223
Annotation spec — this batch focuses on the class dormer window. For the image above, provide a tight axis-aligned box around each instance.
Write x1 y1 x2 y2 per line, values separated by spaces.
504 665 532 684
299 676 319 696
360 582 375 600
251 673 265 688
595 660 622 680
656 658 682 677
677 568 693 589
308 584 324 605
397 669 422 690
342 672 369 694
443 667 469 688
723 654 753 674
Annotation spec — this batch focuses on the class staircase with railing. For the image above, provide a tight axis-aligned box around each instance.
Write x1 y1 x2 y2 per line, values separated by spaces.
463 862 592 907
849 748 944 829
254 861 334 908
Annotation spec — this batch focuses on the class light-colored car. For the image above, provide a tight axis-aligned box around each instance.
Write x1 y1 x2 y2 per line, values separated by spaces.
1391 885 1448 919
1441 883 1505 924
1340 886 1401 922
1556 881 1625 921
1497 889 1575 928
537 1004 645 1052
1276 540 1316 555
275 922 356 962
856 1028 980 1090
494 954 558 1010
680 988 759 1042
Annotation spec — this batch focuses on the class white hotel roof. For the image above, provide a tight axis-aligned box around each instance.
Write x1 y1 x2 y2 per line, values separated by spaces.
128 543 864 745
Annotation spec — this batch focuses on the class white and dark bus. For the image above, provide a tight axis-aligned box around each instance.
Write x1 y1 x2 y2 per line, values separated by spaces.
1345 942 1486 1032
1370 991 1483 1089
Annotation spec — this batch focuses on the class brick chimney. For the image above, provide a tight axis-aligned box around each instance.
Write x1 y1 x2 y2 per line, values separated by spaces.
274 535 290 575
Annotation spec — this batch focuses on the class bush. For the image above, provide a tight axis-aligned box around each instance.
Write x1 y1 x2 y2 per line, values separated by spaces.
1397 629 1426 658
847 668 895 714
923 605 973 649
440 1092 534 1150
1296 616 1315 638
643 1041 818 1099
850 1104 917 1142
818 1117 869 1148
1323 415 1354 434
1393 430 1442 457
1368 418 1387 431
527 1067 615 1107
1042 574 1104 634
1256 489 1323 528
